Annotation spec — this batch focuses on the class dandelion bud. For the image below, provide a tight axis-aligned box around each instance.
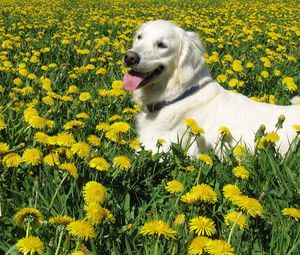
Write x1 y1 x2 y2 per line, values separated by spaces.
276 114 285 129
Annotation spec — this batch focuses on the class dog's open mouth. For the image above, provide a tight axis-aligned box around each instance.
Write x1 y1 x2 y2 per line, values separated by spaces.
123 65 164 91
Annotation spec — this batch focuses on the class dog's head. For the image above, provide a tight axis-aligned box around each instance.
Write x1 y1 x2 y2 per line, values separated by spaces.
123 20 206 103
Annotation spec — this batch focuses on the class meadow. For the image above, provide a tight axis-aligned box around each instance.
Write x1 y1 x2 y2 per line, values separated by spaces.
0 0 299 254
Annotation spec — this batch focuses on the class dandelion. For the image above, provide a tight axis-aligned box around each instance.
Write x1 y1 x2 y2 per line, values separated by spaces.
189 216 216 236
82 181 106 204
186 165 195 172
79 92 91 101
205 239 235 255
233 144 246 160
71 142 90 158
14 207 43 227
216 74 227 83
63 120 85 130
184 118 205 136
232 165 249 180
96 122 110 131
232 60 243 72
59 163 78 178
0 142 9 154
109 121 130 133
109 114 122 122
224 211 247 230
293 124 300 133
129 138 141 150
55 133 76 147
67 220 96 240
2 153 22 167
43 153 60 166
282 207 300 220
198 153 213 166
113 155 131 170
87 135 101 146
181 184 217 204
49 215 74 225
174 213 186 226
188 236 210 255
17 236 44 255
22 148 42 165
257 132 280 149
139 219 177 239
84 202 109 224
89 157 110 171
218 126 231 137
76 112 90 119
233 195 263 217
70 251 85 255
282 77 297 91
165 180 184 194
223 184 242 201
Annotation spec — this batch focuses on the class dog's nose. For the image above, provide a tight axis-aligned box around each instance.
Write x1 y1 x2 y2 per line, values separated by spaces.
124 51 140 66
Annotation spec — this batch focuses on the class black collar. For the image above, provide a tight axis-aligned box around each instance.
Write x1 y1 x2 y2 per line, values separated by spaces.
146 79 212 112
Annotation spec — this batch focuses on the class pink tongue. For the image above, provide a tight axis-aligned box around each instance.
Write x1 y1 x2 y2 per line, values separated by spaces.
123 72 143 91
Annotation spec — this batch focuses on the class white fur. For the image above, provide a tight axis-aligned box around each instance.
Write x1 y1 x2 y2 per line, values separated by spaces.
128 20 300 156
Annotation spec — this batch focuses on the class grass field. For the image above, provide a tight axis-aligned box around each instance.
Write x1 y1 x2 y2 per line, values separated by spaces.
0 0 300 254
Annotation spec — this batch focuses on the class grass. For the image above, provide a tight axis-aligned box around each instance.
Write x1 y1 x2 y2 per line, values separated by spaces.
0 0 299 254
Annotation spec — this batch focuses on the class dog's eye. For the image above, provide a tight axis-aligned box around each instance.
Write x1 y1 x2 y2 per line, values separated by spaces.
137 34 142 40
157 41 167 48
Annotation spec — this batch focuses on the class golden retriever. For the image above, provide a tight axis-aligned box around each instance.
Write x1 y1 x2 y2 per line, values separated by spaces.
123 20 299 156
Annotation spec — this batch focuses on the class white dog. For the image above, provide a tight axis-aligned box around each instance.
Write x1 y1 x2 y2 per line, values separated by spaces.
123 20 299 156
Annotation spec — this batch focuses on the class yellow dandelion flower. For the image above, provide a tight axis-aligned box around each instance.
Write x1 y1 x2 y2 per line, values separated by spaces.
189 216 216 236
181 184 217 204
165 180 184 194
186 165 195 172
63 120 85 130
232 165 249 180
257 132 280 149
129 138 141 150
232 60 243 72
89 157 110 171
70 251 85 255
2 153 22 167
13 77 23 86
188 236 210 255
233 144 246 160
83 181 106 204
113 156 131 170
14 207 43 227
55 133 76 147
76 112 90 119
109 114 122 122
224 211 247 230
233 195 263 217
87 135 101 146
79 92 91 101
198 153 213 166
96 122 110 131
22 148 42 166
223 184 242 202
34 132 50 145
174 213 186 226
109 122 130 133
282 208 300 220
71 142 90 158
17 236 44 255
0 142 9 154
205 239 235 255
218 126 231 136
139 219 176 239
84 202 108 225
67 220 96 240
59 163 78 178
292 124 300 133
282 77 297 91
184 118 205 136
216 74 227 83
43 153 60 166
49 215 74 225
67 85 79 94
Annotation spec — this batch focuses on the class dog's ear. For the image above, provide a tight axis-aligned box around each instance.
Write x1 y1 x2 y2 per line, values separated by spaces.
177 31 206 85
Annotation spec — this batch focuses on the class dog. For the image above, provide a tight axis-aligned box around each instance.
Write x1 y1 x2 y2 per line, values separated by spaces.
123 20 299 156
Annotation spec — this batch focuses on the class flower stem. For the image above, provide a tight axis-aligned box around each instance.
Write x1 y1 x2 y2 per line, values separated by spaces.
227 211 242 244
48 174 67 212
154 239 159 255
54 228 64 255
